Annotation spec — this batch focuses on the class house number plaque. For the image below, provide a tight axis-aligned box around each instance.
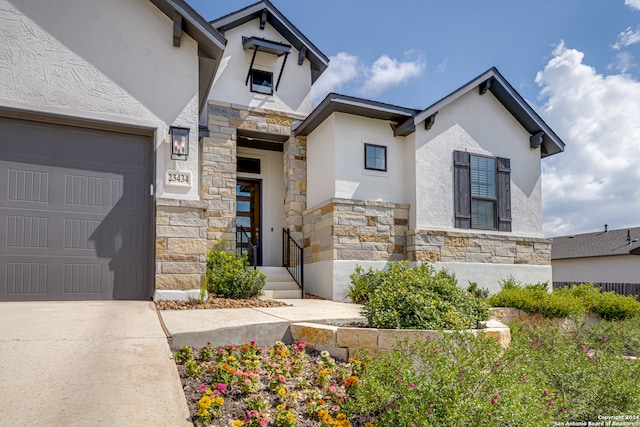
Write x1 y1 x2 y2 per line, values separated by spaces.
165 170 192 188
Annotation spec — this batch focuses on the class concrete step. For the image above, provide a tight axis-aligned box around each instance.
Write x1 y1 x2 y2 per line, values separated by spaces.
258 266 301 299
260 289 303 299
265 281 301 291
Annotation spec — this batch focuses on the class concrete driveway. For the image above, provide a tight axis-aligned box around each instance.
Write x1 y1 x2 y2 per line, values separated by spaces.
0 301 191 427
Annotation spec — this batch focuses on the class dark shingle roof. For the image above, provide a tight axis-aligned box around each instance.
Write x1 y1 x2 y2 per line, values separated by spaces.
551 226 640 260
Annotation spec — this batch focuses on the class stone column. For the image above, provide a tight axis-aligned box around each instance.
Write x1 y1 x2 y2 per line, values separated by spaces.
283 135 307 243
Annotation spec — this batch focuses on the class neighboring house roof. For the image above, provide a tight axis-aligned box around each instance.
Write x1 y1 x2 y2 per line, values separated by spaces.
148 0 226 113
551 226 640 260
294 93 419 137
393 67 565 158
210 0 329 83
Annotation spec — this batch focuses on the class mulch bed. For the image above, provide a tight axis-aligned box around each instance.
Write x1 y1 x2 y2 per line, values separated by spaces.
155 295 292 311
155 293 328 310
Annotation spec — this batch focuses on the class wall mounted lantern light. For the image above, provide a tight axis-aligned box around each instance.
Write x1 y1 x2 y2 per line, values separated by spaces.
170 127 189 160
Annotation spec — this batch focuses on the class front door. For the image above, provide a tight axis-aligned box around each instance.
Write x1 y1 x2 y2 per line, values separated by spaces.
236 180 261 265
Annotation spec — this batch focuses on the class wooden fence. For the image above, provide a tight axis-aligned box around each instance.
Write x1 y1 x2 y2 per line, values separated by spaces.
553 281 640 300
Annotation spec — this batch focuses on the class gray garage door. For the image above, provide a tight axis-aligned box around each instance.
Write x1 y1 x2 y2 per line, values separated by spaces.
0 116 152 300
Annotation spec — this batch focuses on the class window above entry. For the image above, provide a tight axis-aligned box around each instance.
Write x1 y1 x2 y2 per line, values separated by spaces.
250 70 273 95
243 36 291 93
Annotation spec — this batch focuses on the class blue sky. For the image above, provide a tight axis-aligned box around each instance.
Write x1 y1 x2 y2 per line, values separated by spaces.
191 0 640 237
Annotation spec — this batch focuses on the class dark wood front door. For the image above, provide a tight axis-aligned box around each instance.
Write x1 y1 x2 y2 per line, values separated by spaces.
236 180 261 265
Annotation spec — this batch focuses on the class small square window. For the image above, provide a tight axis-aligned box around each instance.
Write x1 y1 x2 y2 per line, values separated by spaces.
250 70 273 95
364 143 387 171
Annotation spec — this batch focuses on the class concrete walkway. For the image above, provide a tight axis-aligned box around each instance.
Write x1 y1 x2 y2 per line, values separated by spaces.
0 301 191 427
160 299 365 348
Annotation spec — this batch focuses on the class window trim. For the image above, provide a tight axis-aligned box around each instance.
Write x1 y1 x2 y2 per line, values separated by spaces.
249 69 274 95
453 150 511 232
364 143 387 172
470 154 497 230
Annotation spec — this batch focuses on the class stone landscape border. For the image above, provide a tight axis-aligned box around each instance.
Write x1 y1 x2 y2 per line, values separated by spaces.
290 319 511 361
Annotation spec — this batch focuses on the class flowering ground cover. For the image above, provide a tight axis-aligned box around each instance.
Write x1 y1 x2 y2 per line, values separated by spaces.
174 316 640 427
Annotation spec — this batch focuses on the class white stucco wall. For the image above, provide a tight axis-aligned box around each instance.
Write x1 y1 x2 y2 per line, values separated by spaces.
552 256 640 284
413 89 543 236
306 112 409 209
306 114 336 209
0 0 202 200
209 20 312 116
306 260 552 302
237 147 285 266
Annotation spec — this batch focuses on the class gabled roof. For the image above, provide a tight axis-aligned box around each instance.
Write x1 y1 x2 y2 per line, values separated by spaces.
294 93 419 137
148 0 226 113
210 0 329 83
551 226 640 260
393 67 565 158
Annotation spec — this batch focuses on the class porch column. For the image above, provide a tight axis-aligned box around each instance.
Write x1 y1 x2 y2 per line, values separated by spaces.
283 135 307 244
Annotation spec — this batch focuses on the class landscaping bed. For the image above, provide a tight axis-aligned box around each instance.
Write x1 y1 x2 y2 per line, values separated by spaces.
155 296 291 311
174 316 640 426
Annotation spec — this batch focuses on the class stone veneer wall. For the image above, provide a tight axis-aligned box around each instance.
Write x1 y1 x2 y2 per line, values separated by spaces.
406 230 551 265
303 198 410 264
155 101 306 291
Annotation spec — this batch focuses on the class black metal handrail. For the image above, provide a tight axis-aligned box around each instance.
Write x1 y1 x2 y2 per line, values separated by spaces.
283 228 304 297
237 226 257 269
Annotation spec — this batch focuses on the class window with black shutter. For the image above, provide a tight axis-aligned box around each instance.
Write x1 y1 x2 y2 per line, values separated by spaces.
453 150 511 231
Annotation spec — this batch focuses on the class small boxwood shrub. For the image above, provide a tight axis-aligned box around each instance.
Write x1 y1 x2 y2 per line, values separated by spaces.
489 279 640 320
203 246 266 299
353 262 491 330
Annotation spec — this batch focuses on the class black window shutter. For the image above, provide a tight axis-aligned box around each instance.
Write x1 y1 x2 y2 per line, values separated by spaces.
453 150 471 229
497 157 512 232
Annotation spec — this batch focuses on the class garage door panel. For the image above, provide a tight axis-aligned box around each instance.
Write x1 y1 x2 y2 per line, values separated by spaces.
0 117 152 301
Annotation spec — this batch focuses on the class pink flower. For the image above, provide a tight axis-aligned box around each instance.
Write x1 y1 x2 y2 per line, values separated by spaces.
580 345 586 351
217 383 227 392
198 384 207 393
259 420 267 427
244 379 252 386
603 335 609 340
250 340 256 345
491 394 500 404
561 408 567 413
495 361 500 367
429 404 434 409
278 375 286 383
298 341 306 348
410 383 417 389
543 389 551 397
328 385 337 394
548 399 555 406
331 405 341 412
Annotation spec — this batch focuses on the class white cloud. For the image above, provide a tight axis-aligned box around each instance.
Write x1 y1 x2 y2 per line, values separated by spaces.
613 25 640 50
609 51 635 73
360 54 425 96
311 52 424 104
625 0 640 10
535 41 640 236
310 52 359 104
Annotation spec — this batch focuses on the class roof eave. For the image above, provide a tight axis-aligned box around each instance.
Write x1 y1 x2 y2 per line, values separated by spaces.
294 93 416 137
398 67 566 158
210 0 329 83
148 0 226 115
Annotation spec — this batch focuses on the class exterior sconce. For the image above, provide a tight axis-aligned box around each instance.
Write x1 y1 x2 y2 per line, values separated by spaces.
170 127 189 160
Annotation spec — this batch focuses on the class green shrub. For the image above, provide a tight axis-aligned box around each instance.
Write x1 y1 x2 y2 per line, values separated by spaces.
359 262 491 330
591 291 640 320
489 280 640 320
467 281 490 299
347 318 640 426
203 247 266 299
346 265 385 304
